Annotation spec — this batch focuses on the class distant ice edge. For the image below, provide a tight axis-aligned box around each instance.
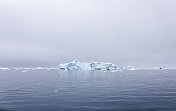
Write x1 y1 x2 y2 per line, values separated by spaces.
0 60 167 72
59 60 135 72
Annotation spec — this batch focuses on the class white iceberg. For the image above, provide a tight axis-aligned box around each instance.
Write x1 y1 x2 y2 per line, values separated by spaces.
59 60 120 71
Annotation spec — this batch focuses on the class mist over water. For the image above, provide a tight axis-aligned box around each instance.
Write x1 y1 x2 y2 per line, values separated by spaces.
0 0 176 67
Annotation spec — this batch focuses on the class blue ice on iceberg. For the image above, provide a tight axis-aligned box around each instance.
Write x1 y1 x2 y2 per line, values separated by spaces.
59 60 120 71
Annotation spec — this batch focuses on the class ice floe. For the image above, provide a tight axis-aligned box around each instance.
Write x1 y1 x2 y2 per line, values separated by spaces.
0 62 169 72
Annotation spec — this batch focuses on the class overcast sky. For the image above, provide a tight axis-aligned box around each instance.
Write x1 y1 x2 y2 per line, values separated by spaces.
0 0 176 67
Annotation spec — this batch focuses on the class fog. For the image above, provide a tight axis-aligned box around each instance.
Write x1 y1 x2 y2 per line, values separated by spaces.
0 0 176 67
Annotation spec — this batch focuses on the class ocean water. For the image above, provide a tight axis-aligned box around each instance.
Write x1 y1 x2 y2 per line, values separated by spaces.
0 69 176 111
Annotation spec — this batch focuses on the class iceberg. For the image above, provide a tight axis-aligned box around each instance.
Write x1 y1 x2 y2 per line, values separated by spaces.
59 60 120 71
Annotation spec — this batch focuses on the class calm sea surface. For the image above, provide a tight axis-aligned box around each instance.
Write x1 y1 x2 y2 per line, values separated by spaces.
0 69 176 111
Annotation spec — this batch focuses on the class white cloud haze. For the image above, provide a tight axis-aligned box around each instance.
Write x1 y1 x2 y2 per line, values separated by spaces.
0 0 176 67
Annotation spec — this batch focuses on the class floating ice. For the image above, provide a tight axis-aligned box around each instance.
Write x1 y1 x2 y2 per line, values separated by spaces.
0 66 169 72
120 66 136 70
59 60 120 71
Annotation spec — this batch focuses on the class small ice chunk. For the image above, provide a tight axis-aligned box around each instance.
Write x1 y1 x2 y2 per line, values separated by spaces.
21 70 28 73
59 63 68 70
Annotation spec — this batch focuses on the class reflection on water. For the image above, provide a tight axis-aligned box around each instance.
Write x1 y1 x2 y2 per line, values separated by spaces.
0 69 176 111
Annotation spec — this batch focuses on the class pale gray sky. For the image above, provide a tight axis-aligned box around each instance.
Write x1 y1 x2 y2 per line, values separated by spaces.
0 0 176 67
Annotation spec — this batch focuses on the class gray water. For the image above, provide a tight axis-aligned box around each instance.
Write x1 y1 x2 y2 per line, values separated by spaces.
0 69 176 111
